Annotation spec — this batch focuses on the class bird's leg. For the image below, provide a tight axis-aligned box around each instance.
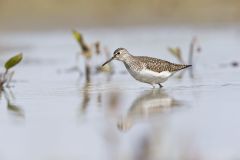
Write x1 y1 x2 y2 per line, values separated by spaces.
158 84 163 88
151 84 155 89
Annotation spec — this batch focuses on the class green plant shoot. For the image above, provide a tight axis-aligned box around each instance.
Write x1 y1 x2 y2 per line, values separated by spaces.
4 53 23 71
72 30 89 52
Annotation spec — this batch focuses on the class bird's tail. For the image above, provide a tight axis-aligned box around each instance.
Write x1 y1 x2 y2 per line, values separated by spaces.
181 64 192 70
173 64 192 71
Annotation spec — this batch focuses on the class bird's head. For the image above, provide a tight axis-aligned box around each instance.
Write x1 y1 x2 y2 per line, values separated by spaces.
102 48 130 66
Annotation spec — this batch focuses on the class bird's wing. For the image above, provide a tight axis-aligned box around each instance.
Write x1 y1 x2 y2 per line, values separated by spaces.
136 56 190 73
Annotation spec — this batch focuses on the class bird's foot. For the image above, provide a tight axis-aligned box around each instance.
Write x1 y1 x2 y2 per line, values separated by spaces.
158 84 163 88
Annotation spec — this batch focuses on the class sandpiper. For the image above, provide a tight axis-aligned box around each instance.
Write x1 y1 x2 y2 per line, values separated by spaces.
102 48 191 88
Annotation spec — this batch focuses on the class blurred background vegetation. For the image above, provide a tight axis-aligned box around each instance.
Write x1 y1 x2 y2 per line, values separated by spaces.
0 0 240 31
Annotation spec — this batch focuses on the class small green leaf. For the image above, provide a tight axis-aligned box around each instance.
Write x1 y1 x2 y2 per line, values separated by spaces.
72 30 82 43
4 53 23 70
72 30 89 52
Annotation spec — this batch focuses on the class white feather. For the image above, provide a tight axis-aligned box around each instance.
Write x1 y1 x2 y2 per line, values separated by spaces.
141 69 173 82
126 68 173 84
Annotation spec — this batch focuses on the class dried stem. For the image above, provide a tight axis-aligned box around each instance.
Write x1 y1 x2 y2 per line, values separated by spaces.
188 37 197 78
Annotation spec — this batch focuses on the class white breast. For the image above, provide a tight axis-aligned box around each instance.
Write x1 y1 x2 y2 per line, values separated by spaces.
127 68 173 84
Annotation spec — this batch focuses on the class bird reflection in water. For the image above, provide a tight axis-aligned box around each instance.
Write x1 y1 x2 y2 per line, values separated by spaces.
117 89 182 131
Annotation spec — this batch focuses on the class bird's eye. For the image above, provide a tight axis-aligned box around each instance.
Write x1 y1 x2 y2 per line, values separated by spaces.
117 52 120 55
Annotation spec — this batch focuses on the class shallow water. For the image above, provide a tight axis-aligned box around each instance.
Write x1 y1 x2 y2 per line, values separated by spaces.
0 26 240 160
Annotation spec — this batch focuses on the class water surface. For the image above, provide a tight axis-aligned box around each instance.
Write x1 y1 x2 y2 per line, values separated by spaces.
0 27 240 160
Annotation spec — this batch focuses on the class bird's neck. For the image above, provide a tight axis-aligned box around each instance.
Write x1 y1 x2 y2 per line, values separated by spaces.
122 54 135 64
123 55 144 71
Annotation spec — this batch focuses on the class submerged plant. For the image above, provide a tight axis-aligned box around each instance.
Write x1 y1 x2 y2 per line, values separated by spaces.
0 53 24 119
96 47 114 74
3 87 24 118
0 53 23 89
71 30 113 82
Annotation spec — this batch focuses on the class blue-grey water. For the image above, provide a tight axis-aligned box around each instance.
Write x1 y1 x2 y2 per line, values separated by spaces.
0 26 240 160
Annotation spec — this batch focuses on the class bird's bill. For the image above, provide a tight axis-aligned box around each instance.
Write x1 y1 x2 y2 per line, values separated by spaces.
102 57 114 66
